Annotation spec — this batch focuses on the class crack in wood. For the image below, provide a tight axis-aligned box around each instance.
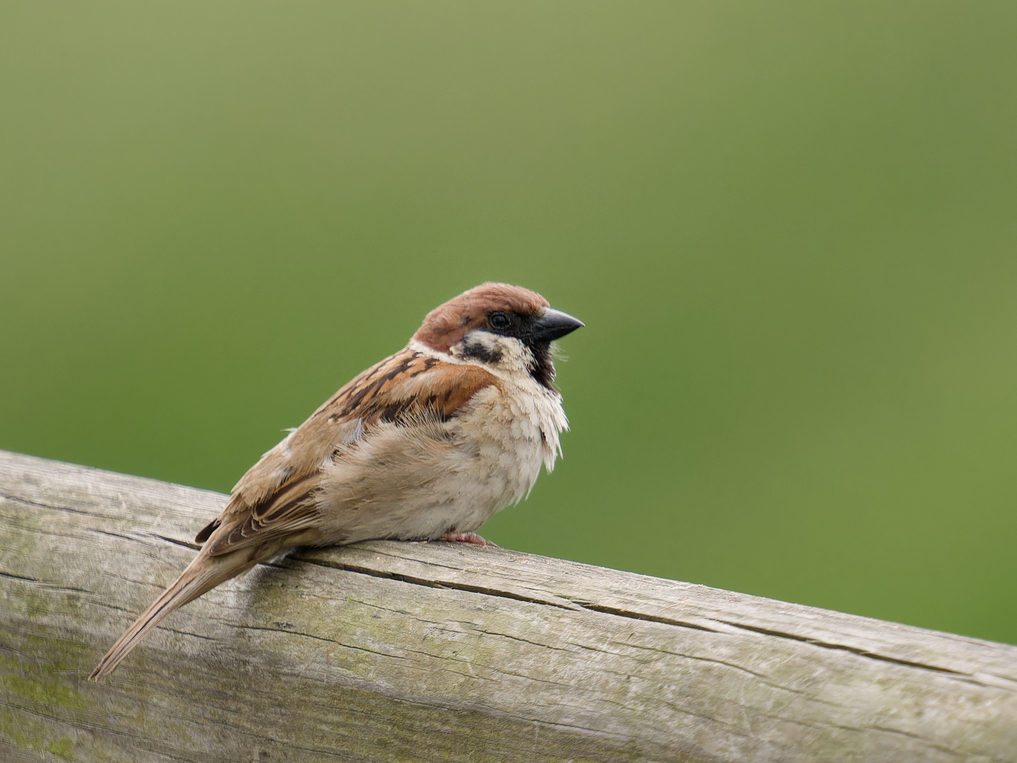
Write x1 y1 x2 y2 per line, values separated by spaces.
0 492 73 512
38 583 91 594
232 622 421 666
0 570 39 583
868 726 965 758
571 601 721 632
301 558 584 613
152 533 201 551
712 619 971 678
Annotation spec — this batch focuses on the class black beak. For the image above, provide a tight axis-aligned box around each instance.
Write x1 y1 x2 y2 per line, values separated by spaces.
528 307 584 344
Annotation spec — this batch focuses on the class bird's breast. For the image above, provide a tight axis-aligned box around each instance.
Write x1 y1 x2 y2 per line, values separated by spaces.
313 380 567 543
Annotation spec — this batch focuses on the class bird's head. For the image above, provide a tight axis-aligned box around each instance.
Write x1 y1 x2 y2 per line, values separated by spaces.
413 282 584 388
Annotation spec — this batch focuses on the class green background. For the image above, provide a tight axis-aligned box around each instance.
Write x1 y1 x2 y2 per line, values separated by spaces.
3 3 1016 645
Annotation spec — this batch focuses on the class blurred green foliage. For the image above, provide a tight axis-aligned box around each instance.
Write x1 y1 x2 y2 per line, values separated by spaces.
2 2 1015 644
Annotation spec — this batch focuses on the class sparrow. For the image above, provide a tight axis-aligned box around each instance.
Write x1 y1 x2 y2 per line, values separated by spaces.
89 282 583 679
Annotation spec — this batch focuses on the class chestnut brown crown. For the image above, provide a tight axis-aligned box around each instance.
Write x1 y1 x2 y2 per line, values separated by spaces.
413 283 558 354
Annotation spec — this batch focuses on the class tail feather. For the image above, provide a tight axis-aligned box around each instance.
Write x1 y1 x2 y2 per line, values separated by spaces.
88 550 256 681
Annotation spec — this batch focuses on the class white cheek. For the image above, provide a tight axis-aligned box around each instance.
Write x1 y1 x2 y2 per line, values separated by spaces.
462 330 501 354
452 330 533 375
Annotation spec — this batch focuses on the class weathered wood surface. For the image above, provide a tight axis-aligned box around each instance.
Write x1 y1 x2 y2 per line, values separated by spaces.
1 449 1015 763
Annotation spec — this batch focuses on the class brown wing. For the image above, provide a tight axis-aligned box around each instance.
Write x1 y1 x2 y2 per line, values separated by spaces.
197 348 499 556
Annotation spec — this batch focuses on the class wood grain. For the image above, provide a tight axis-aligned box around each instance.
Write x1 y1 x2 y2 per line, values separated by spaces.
1 449 1015 762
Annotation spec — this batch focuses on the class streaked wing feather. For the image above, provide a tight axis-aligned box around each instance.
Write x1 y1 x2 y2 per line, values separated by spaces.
200 349 498 556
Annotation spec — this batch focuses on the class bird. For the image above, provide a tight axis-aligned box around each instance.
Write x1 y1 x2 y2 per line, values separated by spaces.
88 282 583 679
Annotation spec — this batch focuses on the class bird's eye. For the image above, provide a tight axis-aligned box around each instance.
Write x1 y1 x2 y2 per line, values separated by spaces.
487 312 512 332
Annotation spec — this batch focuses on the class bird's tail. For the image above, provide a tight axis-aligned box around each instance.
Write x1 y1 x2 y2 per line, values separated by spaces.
88 548 257 681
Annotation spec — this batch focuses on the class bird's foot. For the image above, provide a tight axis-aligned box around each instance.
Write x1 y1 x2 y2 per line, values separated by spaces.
438 532 499 547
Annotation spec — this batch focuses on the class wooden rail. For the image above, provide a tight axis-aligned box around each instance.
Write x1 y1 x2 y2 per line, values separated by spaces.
1 449 1015 762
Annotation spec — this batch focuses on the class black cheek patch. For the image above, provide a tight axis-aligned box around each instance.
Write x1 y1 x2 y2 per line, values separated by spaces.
461 336 504 366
